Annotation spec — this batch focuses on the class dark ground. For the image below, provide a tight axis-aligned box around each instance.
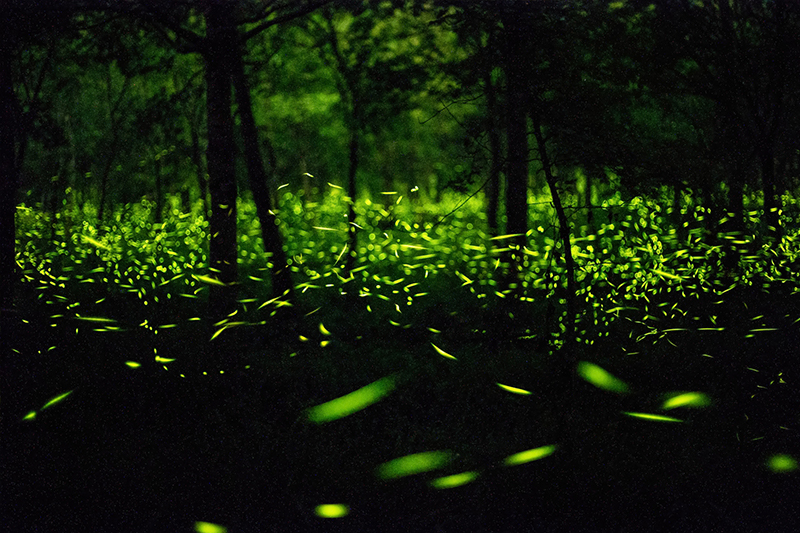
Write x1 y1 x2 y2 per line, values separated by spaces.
3 286 800 533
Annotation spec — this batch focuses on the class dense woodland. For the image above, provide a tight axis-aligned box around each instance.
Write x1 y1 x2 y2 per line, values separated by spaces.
2 1 800 532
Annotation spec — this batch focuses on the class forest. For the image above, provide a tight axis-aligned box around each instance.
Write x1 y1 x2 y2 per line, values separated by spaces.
2 0 800 532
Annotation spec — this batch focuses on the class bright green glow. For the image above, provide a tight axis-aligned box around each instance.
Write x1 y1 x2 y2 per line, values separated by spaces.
430 471 479 489
81 234 111 250
314 504 350 518
489 233 525 241
306 375 396 423
22 411 37 420
623 412 683 422
503 445 557 466
192 274 228 286
125 361 141 368
41 390 73 410
194 521 228 533
319 322 332 335
431 343 457 360
73 315 116 323
767 454 798 473
652 268 682 281
496 383 532 395
661 392 711 410
576 361 630 393
376 451 454 479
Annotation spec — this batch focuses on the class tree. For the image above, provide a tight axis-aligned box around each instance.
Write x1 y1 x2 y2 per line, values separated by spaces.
644 0 800 239
499 8 529 259
203 4 241 320
128 0 333 321
229 26 294 299
307 0 432 270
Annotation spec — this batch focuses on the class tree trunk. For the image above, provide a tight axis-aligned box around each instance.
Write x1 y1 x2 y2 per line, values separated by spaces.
728 169 744 233
501 15 529 261
532 111 576 349
0 32 20 448
204 6 239 322
345 128 360 271
584 170 593 228
483 65 501 236
189 110 208 217
230 36 293 300
758 144 782 240
0 41 17 316
154 150 163 224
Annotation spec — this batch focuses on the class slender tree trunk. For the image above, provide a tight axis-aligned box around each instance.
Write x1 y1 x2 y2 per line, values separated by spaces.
0 32 20 446
673 183 688 244
189 110 208 217
204 6 239 322
483 66 501 236
758 144 781 239
728 169 744 233
154 151 163 224
97 65 128 223
345 129 360 271
230 37 293 300
584 170 593 228
0 39 17 316
532 112 576 348
501 15 529 261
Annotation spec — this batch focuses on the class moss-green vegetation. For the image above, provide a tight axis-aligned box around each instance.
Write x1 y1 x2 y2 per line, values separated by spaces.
8 190 800 532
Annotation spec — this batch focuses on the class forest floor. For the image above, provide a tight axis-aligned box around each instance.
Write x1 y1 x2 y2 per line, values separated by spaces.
6 195 800 532
4 281 800 533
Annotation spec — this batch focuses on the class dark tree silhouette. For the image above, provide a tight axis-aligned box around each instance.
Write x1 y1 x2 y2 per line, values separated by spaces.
647 0 800 239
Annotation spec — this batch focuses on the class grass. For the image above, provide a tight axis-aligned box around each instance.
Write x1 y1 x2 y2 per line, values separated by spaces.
5 187 800 532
